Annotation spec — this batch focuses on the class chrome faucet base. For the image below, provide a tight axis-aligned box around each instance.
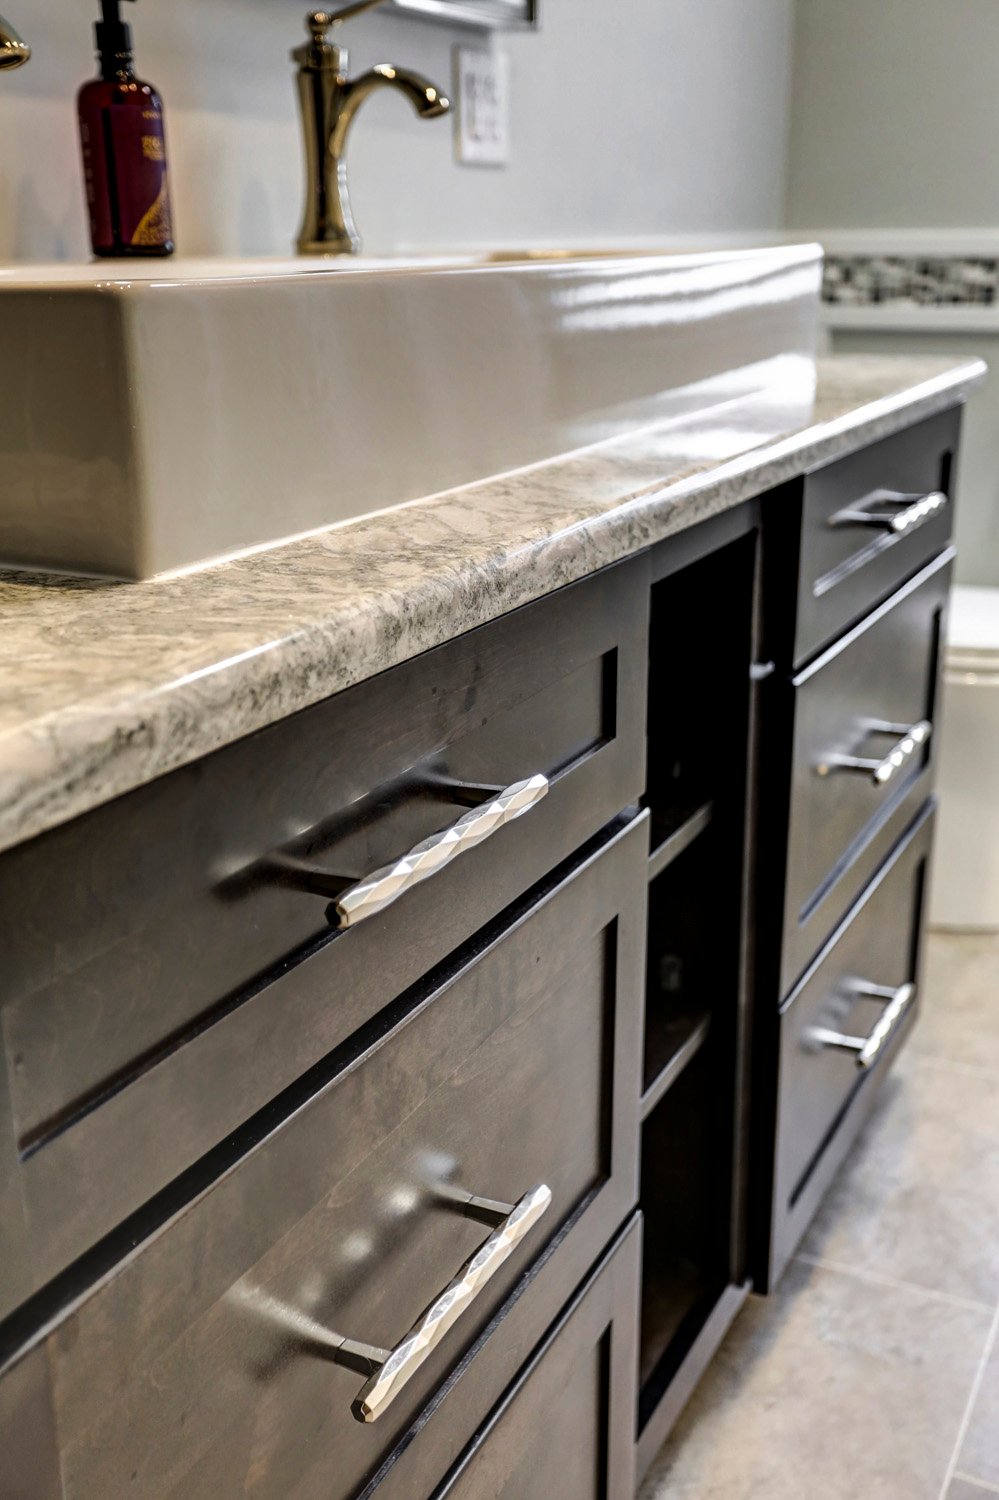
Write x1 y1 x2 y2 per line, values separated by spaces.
293 10 450 257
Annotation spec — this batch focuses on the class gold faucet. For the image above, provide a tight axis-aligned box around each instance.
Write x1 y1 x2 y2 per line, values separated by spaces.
293 1 450 256
0 12 29 70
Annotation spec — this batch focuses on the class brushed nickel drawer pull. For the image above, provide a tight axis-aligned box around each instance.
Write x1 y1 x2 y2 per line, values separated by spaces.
816 719 931 786
239 1183 552 1424
259 773 549 924
829 488 948 536
350 1182 551 1422
810 980 916 1070
333 773 548 928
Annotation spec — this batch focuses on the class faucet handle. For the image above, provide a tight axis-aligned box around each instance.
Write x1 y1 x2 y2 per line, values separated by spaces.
307 0 388 32
306 11 334 45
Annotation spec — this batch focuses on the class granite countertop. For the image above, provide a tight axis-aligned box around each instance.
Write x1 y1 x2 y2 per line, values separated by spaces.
0 352 985 856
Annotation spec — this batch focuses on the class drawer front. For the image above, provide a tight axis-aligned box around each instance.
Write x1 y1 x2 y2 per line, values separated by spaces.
795 407 960 665
783 549 950 993
7 816 646 1500
0 1344 61 1500
772 805 934 1282
428 1215 640 1500
0 557 649 1305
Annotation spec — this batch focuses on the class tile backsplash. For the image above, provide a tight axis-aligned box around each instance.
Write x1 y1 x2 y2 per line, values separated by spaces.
823 254 999 307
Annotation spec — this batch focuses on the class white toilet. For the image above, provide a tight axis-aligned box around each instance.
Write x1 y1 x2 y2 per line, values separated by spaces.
932 584 999 930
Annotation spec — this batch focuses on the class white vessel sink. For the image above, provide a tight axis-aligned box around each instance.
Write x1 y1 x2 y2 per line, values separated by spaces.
0 246 822 579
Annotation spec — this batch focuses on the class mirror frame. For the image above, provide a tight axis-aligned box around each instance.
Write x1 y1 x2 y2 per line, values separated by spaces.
388 0 538 28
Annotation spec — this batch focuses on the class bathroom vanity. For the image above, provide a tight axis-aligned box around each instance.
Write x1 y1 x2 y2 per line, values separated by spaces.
0 255 982 1495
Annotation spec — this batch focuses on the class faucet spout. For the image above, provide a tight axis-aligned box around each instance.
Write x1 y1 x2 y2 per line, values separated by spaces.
293 10 450 257
333 65 449 158
0 12 29 70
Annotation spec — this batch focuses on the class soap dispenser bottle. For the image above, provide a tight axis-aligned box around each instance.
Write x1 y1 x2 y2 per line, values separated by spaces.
78 0 174 257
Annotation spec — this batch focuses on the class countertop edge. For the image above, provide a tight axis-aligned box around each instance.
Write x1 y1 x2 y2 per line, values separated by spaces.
0 354 985 856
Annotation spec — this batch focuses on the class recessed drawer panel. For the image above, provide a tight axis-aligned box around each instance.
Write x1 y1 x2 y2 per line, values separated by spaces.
0 1343 61 1500
426 1215 640 1500
783 550 950 993
771 805 933 1283
795 407 960 665
0 557 649 1306
2 816 646 1500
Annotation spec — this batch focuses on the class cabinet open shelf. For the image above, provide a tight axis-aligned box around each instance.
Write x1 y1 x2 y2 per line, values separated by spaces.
637 1043 737 1453
639 1260 727 1417
637 525 757 1481
636 1280 749 1474
648 800 713 883
643 824 719 1098
641 1009 711 1121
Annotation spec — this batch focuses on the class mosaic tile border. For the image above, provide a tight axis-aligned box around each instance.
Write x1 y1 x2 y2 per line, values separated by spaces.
823 254 999 307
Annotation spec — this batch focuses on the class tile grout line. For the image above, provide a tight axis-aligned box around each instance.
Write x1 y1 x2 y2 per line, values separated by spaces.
794 1252 996 1314
953 1474 999 1496
936 1299 999 1500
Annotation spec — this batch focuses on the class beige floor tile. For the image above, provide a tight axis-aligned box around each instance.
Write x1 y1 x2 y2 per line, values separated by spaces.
957 1326 999 1488
799 1050 999 1305
638 1259 991 1500
915 933 999 1074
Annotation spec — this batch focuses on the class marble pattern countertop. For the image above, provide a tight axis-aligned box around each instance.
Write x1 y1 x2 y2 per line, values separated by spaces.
0 353 985 855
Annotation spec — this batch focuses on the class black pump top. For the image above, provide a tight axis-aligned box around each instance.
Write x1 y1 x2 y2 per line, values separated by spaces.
95 0 135 67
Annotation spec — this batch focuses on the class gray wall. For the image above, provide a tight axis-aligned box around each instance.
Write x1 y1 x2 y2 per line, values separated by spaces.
787 0 999 229
0 0 795 261
789 0 999 583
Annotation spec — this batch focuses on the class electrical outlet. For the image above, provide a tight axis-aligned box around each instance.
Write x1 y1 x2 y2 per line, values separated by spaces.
454 46 510 168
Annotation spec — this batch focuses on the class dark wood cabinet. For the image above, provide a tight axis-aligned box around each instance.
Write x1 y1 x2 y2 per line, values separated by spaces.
0 403 967 1499
0 559 649 1309
750 410 959 1293
6 817 646 1500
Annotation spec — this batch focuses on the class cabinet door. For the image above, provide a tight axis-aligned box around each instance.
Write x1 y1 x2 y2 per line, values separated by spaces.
432 1216 641 1500
9 817 646 1500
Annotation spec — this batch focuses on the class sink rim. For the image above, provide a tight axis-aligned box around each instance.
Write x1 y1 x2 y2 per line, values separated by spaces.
0 242 823 292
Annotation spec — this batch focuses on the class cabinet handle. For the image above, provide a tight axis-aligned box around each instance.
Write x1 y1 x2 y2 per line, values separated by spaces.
829 488 948 536
810 980 916 1070
334 773 548 928
260 773 549 927
351 1182 551 1421
816 719 931 786
239 1183 552 1424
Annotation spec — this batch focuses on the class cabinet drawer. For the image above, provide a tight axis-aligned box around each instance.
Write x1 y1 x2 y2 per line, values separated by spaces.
795 407 959 665
2 816 646 1500
783 550 950 993
0 1343 61 1500
428 1215 640 1500
770 805 933 1283
0 558 649 1306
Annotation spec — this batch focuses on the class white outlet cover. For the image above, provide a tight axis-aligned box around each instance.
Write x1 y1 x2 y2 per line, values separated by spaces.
455 46 510 167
